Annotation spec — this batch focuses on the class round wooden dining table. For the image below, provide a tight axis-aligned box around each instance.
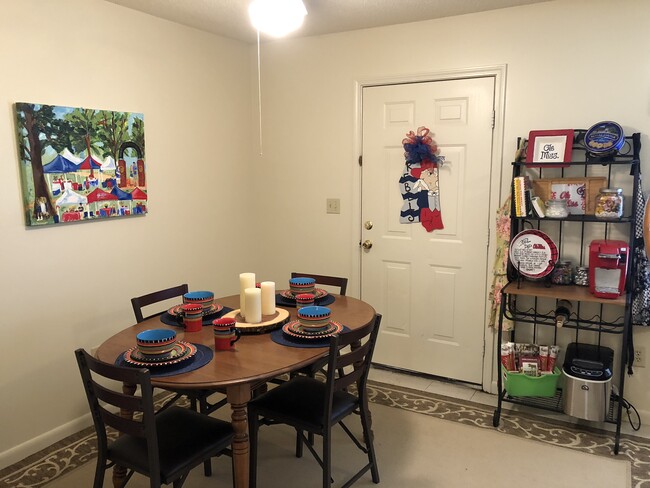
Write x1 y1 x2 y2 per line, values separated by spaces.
96 293 376 488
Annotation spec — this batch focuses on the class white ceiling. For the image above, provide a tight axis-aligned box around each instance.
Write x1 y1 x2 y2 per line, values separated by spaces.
104 0 551 44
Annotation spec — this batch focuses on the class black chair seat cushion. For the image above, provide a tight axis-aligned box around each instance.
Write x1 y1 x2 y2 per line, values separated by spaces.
108 406 234 484
249 377 358 431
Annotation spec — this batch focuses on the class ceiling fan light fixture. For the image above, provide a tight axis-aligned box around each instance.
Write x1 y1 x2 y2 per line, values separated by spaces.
248 0 307 37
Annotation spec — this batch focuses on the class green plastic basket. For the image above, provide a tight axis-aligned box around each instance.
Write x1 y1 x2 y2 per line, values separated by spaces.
502 366 562 397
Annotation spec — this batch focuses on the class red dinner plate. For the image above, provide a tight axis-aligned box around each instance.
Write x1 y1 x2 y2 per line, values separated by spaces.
508 229 558 279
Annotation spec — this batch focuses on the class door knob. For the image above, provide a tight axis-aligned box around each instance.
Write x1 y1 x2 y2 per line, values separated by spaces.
364 221 373 230
362 240 373 250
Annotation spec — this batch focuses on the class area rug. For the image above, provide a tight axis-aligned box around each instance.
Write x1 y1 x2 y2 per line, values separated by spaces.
0 380 643 487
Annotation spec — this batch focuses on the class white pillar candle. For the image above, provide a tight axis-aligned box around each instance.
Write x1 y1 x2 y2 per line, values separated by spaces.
244 287 262 324
239 272 256 319
260 281 276 316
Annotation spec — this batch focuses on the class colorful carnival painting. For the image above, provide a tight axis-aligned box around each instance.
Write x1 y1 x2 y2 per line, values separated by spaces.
15 102 147 226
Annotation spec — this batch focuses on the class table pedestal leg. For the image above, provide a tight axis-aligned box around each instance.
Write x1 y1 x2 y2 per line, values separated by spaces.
228 384 251 488
113 382 136 488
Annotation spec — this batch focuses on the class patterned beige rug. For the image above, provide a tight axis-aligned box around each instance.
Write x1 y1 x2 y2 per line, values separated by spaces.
0 380 644 487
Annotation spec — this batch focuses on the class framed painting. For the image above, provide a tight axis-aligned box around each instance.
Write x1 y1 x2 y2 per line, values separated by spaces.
14 102 147 226
525 129 574 167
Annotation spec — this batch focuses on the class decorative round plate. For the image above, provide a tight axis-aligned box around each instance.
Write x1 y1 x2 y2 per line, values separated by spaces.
280 288 328 301
508 229 558 279
167 303 223 317
124 342 197 366
282 320 343 339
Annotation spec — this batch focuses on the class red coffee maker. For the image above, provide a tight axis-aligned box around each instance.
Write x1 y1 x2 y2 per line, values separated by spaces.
588 240 629 299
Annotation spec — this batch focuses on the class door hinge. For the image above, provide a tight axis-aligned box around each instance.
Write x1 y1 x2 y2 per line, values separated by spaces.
487 226 490 246
358 155 363 167
491 109 496 129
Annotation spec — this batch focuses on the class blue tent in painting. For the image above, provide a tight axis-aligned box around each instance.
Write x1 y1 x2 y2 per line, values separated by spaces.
43 155 78 173
111 186 133 215
110 186 132 200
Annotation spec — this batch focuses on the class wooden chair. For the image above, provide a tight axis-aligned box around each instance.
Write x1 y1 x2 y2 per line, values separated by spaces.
130 284 189 323
248 314 382 488
74 349 234 488
290 272 348 296
131 285 228 475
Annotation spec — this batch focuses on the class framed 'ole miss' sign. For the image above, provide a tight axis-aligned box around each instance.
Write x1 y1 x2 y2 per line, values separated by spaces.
15 102 147 227
526 129 574 168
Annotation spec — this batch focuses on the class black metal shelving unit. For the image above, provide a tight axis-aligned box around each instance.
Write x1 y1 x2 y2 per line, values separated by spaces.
492 131 641 454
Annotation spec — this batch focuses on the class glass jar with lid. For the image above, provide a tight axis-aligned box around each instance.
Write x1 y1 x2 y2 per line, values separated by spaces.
545 199 569 218
551 261 573 285
595 188 623 219
573 266 589 286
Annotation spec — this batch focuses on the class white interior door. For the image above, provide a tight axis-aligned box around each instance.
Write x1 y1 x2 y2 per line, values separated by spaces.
361 77 495 384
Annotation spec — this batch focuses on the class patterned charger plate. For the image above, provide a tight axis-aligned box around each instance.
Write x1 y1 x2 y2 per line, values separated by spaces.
280 288 329 301
124 341 197 367
282 320 343 340
167 303 223 317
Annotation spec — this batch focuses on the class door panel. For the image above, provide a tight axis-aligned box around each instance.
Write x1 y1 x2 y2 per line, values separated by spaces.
361 77 495 383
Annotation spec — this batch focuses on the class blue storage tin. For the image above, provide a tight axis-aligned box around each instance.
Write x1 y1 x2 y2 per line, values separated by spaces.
584 121 625 156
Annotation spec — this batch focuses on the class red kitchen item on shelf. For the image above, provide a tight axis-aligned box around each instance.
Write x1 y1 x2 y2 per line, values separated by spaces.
588 240 629 299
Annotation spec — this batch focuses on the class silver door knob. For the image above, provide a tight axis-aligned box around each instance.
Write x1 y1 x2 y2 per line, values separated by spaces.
362 240 373 250
364 221 373 230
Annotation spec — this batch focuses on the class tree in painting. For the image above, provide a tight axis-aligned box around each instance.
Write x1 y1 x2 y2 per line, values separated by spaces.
14 102 146 226
15 103 73 220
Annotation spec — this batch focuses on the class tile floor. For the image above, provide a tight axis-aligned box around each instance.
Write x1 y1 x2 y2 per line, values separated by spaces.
368 364 650 438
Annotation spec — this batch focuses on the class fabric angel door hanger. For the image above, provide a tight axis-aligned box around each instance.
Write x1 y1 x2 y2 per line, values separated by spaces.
398 126 445 232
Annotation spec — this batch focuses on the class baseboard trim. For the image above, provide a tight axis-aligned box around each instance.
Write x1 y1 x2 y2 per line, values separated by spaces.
0 413 93 470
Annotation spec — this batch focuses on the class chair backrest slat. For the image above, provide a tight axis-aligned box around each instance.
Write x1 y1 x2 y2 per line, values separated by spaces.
290 273 348 296
336 342 370 370
100 409 147 437
94 383 145 412
334 367 364 392
131 284 189 323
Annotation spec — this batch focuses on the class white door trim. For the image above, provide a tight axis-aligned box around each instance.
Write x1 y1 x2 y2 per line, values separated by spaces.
351 65 507 394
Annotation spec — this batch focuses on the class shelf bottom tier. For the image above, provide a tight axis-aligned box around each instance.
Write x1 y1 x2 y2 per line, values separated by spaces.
500 389 619 424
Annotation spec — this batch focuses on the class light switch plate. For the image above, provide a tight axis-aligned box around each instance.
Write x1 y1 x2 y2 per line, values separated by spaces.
326 198 340 214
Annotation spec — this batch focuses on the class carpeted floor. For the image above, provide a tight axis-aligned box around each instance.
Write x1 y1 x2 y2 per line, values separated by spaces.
0 380 646 487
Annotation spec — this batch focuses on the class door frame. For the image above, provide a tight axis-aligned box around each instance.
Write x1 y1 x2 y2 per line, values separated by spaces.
351 65 507 394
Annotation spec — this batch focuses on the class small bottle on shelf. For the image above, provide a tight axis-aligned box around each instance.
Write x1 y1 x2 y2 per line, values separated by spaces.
554 299 572 327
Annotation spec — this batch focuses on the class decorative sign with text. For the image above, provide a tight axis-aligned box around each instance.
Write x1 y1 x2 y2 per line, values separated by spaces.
551 182 587 215
525 129 574 168
508 229 558 280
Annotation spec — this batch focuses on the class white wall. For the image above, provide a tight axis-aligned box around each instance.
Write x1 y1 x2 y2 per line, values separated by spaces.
251 0 650 418
0 0 254 466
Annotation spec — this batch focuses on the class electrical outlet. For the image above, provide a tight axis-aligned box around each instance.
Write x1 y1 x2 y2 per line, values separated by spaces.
634 347 646 368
